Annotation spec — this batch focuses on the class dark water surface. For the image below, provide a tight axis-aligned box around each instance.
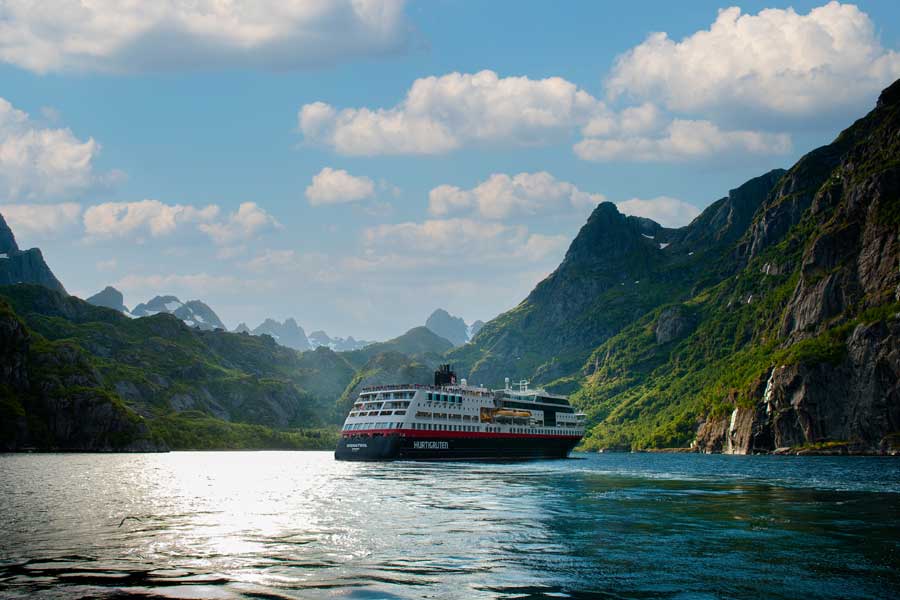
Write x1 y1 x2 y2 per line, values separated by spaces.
1 452 898 599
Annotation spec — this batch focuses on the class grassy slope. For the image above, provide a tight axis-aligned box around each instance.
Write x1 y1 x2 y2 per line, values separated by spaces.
0 286 340 450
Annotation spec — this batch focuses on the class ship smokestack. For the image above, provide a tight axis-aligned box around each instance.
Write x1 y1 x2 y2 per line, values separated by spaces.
434 364 456 387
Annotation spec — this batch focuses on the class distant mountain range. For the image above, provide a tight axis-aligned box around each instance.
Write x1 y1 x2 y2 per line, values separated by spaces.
307 330 373 351
84 284 377 352
424 308 484 346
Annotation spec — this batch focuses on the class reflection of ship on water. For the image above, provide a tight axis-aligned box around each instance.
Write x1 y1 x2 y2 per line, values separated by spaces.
335 365 586 461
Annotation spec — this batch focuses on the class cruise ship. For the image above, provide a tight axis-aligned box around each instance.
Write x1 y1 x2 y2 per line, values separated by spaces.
334 365 586 461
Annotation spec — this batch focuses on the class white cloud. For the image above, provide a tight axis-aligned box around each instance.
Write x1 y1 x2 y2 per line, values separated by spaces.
241 249 300 270
363 218 567 263
0 0 411 74
83 199 220 238
115 272 239 298
429 172 605 219
198 202 280 244
616 196 701 228
606 2 900 118
299 70 605 155
0 97 117 200
574 119 791 162
0 202 82 235
305 167 376 206
96 258 118 271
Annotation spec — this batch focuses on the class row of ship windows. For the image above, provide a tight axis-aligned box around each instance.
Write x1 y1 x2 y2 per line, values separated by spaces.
349 410 407 417
415 411 476 421
426 392 467 403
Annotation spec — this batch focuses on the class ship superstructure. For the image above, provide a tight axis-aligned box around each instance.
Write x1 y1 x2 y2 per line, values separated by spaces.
334 365 585 460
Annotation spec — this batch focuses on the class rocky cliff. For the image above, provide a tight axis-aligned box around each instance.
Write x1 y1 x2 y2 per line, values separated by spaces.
0 212 66 294
425 308 470 346
250 317 310 351
132 295 226 330
573 80 900 454
0 297 164 452
86 286 130 314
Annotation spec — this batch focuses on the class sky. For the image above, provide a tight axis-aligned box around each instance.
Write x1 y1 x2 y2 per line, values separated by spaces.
1 0 899 339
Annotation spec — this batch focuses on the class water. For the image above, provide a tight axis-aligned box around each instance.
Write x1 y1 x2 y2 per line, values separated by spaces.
1 452 898 599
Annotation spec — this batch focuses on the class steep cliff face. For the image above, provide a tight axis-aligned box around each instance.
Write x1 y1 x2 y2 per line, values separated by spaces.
0 213 67 294
576 79 900 453
0 298 163 452
696 320 900 454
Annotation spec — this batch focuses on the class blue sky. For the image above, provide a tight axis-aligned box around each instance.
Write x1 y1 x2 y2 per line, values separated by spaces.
1 1 898 339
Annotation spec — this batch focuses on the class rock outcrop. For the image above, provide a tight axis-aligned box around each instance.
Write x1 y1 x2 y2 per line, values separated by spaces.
696 319 900 454
132 295 226 330
425 308 470 346
655 306 695 345
250 318 310 351
86 286 130 314
0 212 66 294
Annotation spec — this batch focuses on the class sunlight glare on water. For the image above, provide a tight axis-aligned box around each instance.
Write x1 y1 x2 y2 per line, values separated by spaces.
1 451 899 599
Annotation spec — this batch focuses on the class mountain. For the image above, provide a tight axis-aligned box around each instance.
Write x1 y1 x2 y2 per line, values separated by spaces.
0 212 66 294
0 284 339 451
451 79 900 455
424 308 486 346
86 286 130 314
343 326 454 369
425 309 469 346
448 168 785 387
132 295 226 330
233 322 251 333
250 318 310 351
308 330 373 351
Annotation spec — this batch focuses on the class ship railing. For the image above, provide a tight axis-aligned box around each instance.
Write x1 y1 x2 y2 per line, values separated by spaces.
360 383 493 396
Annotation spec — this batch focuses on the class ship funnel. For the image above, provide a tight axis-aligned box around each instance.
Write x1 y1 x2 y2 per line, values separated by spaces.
504 377 510 390
434 364 457 387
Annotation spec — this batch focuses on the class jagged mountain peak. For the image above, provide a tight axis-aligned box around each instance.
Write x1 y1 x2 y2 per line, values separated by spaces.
86 286 129 314
425 308 469 346
0 212 66 294
0 212 19 255
131 295 226 331
250 318 310 351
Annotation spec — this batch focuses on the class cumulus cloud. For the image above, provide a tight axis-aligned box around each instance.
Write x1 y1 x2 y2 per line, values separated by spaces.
363 218 567 264
83 199 220 238
0 97 117 201
305 167 376 206
606 2 900 119
299 70 605 155
198 202 280 244
574 119 791 162
0 0 411 74
0 202 82 236
429 172 604 219
616 196 701 228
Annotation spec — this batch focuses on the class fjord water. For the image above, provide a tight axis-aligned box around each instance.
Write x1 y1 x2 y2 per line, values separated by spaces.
1 453 898 600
